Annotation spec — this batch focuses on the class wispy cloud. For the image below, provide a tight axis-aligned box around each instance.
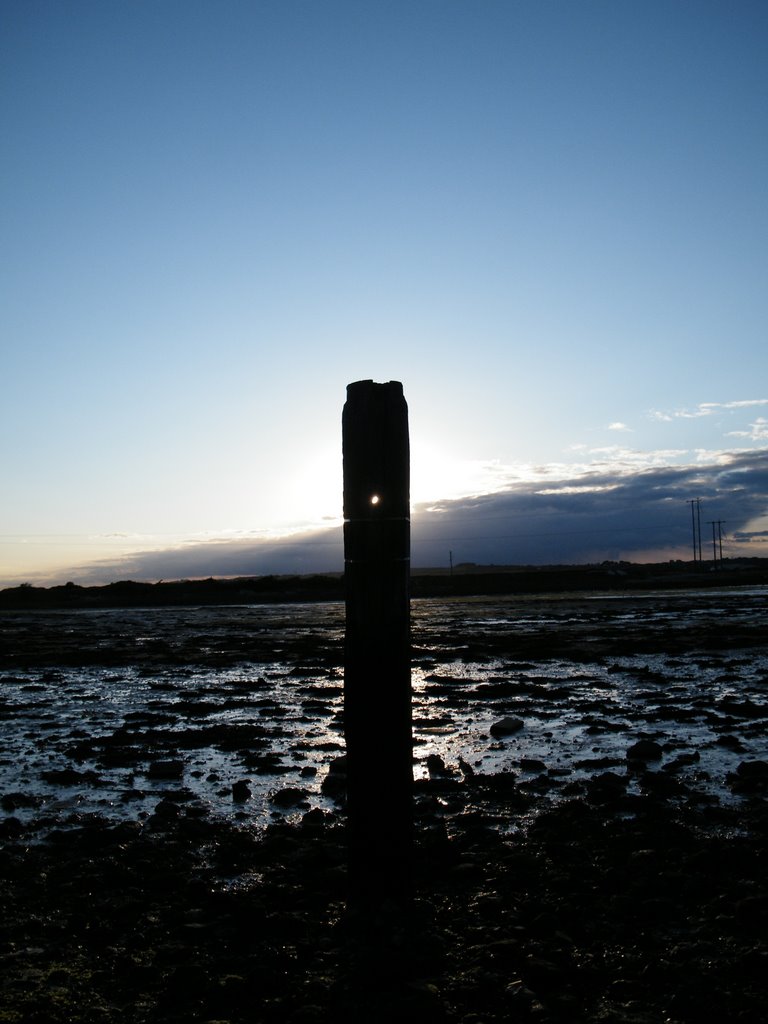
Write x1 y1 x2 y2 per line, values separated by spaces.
608 422 632 432
727 417 768 442
650 399 768 422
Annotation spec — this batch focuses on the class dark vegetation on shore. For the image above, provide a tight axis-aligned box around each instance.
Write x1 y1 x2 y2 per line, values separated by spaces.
2 558 768 609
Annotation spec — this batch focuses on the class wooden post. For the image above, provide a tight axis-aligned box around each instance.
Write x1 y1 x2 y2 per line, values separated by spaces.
342 379 412 904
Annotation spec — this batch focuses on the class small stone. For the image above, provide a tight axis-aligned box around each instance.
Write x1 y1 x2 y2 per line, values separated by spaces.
737 759 768 779
626 739 663 761
301 808 328 829
715 734 746 751
662 751 700 773
0 817 24 838
147 759 184 780
152 798 179 819
321 756 347 797
490 717 525 738
2 792 42 811
270 787 309 808
231 779 251 802
589 770 627 792
426 753 452 776
120 788 145 802
40 767 101 785
639 771 683 797
588 776 628 806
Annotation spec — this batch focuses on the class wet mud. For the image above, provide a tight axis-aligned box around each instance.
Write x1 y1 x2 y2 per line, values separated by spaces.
1 588 767 1022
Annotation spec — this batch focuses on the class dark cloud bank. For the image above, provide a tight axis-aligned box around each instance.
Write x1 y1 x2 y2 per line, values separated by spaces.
66 449 768 585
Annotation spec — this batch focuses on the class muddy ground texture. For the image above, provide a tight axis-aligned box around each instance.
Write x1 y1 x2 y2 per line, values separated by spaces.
1 591 767 1023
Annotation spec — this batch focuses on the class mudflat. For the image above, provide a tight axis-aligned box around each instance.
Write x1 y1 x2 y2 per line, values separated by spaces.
1 589 766 1022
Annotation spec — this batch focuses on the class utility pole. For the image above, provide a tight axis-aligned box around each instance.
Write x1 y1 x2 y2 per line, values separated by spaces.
449 549 453 576
687 499 702 565
708 520 726 567
342 380 412 906
696 498 703 564
709 520 718 567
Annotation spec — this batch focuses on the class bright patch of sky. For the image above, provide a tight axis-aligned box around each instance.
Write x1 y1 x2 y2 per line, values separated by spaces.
1 0 767 584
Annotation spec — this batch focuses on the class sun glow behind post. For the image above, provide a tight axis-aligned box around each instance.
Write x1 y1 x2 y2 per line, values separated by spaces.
410 440 515 507
283 448 343 529
281 440 514 531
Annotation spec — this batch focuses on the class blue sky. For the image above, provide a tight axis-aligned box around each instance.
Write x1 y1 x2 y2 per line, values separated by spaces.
2 0 767 585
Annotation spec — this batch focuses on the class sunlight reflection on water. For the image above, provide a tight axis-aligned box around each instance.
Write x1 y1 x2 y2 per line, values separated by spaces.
1 589 766 832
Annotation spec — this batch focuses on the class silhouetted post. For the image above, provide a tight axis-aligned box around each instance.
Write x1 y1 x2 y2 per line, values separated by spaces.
343 380 412 904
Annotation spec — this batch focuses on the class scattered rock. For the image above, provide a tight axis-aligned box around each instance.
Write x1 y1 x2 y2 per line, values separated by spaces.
147 759 184 780
585 771 629 805
120 788 146 802
716 697 768 719
662 751 701 774
1 791 43 811
321 756 347 798
728 760 768 794
0 816 24 838
151 798 180 819
231 779 252 802
639 771 684 798
627 739 663 762
736 759 768 779
490 717 525 738
41 767 102 785
715 734 746 751
270 787 309 808
301 808 329 829
426 753 453 777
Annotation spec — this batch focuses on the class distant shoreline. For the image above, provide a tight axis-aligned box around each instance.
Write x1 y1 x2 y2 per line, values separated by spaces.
2 559 767 609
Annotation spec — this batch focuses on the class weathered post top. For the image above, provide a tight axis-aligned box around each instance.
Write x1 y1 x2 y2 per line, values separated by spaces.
343 380 409 522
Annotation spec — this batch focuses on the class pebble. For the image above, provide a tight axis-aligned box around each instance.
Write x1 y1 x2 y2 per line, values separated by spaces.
626 739 663 761
490 717 525 738
231 779 251 802
147 759 185 780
